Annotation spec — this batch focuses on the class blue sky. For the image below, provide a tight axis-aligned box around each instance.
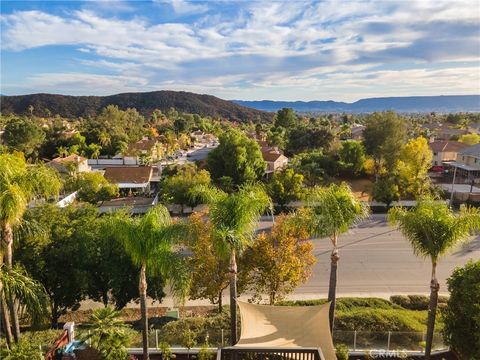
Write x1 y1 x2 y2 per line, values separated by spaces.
1 0 479 101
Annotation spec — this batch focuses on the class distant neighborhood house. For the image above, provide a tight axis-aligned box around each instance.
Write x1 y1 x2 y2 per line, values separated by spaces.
262 147 288 174
47 154 91 174
103 166 154 194
445 144 480 182
428 141 469 166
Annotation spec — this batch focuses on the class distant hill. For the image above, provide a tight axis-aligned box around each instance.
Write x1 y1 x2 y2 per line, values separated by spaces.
234 95 480 113
0 91 273 122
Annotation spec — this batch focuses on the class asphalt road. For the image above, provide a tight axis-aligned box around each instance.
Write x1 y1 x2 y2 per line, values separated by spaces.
283 214 480 297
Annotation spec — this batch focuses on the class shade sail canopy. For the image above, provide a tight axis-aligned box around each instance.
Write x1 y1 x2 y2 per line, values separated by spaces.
235 301 336 360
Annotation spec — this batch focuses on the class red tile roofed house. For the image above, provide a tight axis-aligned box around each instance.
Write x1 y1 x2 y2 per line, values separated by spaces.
262 148 288 174
47 154 91 174
123 137 161 164
103 166 153 194
429 141 469 166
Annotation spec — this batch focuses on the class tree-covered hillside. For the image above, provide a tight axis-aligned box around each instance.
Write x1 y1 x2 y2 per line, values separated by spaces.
0 91 273 122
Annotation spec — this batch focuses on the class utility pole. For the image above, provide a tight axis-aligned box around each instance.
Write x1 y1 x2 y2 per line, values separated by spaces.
449 166 457 207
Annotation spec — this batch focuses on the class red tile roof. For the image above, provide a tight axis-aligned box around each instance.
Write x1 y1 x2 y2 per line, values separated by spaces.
104 166 153 184
50 154 87 164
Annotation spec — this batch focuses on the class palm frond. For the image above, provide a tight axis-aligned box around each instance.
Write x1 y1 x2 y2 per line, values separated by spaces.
306 183 369 238
0 264 49 323
388 198 480 262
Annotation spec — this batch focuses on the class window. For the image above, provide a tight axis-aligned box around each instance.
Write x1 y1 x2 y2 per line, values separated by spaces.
434 152 437 156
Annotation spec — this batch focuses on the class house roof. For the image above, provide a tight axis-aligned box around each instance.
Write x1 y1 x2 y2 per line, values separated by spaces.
104 166 153 184
262 149 287 162
459 143 480 157
429 141 469 153
49 154 87 164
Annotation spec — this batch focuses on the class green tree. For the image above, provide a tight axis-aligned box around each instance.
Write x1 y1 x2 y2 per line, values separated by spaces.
105 206 191 360
16 204 96 327
274 108 296 129
0 154 61 341
398 137 433 196
286 125 334 155
161 163 211 214
443 260 480 359
240 212 316 304
207 129 266 187
3 117 46 158
305 183 369 332
192 184 271 344
291 150 337 186
388 200 480 359
85 215 166 309
267 168 304 210
66 172 119 204
372 176 400 208
363 111 407 180
338 140 366 177
82 307 132 360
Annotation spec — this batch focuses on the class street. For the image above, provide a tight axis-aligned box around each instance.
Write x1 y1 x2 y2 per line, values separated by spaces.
291 214 479 297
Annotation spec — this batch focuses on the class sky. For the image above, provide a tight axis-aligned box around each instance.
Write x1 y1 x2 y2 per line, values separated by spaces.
1 0 479 101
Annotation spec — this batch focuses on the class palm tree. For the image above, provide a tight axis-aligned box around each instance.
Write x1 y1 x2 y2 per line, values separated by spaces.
388 198 480 359
105 205 191 360
305 183 369 332
55 146 68 158
0 154 61 342
0 264 48 349
192 184 271 344
82 307 131 360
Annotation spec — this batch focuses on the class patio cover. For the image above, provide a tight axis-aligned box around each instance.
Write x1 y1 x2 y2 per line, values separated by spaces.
234 301 336 360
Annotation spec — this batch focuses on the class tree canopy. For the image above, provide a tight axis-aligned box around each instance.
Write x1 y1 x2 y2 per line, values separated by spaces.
207 129 266 188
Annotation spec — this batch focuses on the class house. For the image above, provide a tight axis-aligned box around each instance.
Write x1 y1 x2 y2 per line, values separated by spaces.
429 141 469 166
103 166 153 194
350 125 365 140
191 131 217 146
47 155 91 174
124 137 161 163
445 144 480 182
262 148 288 174
422 124 468 140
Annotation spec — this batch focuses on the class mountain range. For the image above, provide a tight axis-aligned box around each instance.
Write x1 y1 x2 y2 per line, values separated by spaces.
0 91 272 122
233 95 480 113
1 93 478 121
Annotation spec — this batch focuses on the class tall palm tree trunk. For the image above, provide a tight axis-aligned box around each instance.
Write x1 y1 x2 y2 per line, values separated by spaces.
2 223 20 342
1 288 13 348
229 249 238 345
139 264 149 360
425 262 439 360
327 240 339 334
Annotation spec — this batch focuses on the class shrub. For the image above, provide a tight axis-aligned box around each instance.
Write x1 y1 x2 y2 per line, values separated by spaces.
278 297 399 311
390 295 448 311
442 260 480 359
159 312 230 346
335 344 349 360
335 308 443 332
0 340 43 360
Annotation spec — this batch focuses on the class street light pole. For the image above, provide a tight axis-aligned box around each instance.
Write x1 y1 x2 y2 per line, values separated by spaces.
449 166 457 207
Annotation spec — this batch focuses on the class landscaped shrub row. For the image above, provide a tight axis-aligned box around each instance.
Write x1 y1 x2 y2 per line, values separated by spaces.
390 295 449 311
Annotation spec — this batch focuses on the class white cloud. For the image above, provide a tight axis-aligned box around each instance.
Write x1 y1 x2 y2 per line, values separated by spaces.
1 0 479 99
153 0 208 15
